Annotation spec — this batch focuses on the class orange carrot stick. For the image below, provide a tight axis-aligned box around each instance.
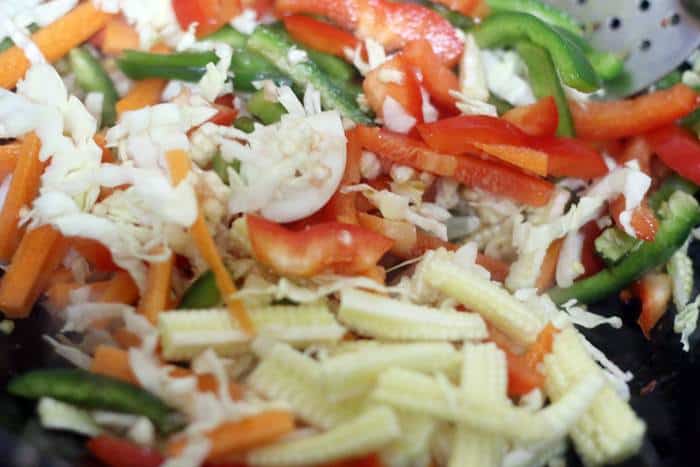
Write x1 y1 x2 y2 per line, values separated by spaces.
535 239 563 293
116 78 166 116
91 345 139 385
112 327 142 349
167 411 295 460
101 18 139 56
0 133 43 260
137 252 174 323
0 225 68 317
524 323 558 368
165 149 254 334
98 270 140 305
0 143 20 179
0 3 111 89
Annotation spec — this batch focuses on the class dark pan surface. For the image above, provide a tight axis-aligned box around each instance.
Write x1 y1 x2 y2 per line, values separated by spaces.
1 244 700 467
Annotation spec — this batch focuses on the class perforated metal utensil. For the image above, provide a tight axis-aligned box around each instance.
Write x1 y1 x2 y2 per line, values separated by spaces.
545 0 700 96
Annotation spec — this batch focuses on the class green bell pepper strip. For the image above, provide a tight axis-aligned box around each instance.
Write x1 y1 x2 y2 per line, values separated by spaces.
248 89 287 125
487 0 583 36
306 49 357 83
117 49 291 92
515 41 575 137
553 26 624 82
69 47 119 127
548 186 700 305
488 94 513 115
233 116 256 133
201 25 248 49
178 270 222 308
656 70 683 90
247 25 373 124
8 369 186 434
211 154 240 184
417 0 474 31
0 24 38 53
473 12 600 92
648 174 699 212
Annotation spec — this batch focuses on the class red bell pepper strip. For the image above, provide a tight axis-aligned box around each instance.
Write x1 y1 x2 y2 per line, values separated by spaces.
579 220 605 279
247 214 393 277
363 55 423 127
402 39 459 111
356 125 554 206
502 97 558 138
570 84 698 141
87 435 164 467
417 115 529 153
646 125 700 185
276 0 464 65
530 137 608 180
172 0 241 37
282 15 359 58
609 196 659 242
633 272 672 339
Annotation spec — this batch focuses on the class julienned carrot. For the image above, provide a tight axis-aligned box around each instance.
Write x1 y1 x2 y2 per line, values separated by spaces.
72 237 118 271
524 323 558 368
46 281 81 310
165 149 254 335
98 270 140 305
101 18 139 56
473 143 548 177
0 143 20 179
116 78 166 116
0 225 69 318
535 238 563 293
0 133 43 261
137 252 174 324
112 327 142 349
168 367 244 400
0 3 111 89
167 411 295 460
91 345 139 385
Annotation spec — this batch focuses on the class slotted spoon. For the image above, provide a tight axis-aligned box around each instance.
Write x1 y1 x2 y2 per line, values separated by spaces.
545 0 700 96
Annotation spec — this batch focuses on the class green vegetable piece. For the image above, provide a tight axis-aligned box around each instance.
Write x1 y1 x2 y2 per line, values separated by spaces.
211 153 240 184
306 49 357 82
549 190 700 305
553 27 624 82
247 25 373 124
515 41 575 137
248 89 287 125
594 228 641 266
488 94 513 115
648 174 699 213
230 50 292 92
680 107 700 135
8 369 185 434
69 47 119 127
201 25 248 49
417 0 474 31
0 37 13 54
487 0 583 36
656 70 683 90
474 12 600 92
0 24 38 53
117 49 289 91
117 50 218 82
178 270 221 309
234 116 257 133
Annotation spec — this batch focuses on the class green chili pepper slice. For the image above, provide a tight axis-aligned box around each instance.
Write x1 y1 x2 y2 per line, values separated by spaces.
487 0 583 36
69 46 119 127
178 270 222 309
8 369 186 434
